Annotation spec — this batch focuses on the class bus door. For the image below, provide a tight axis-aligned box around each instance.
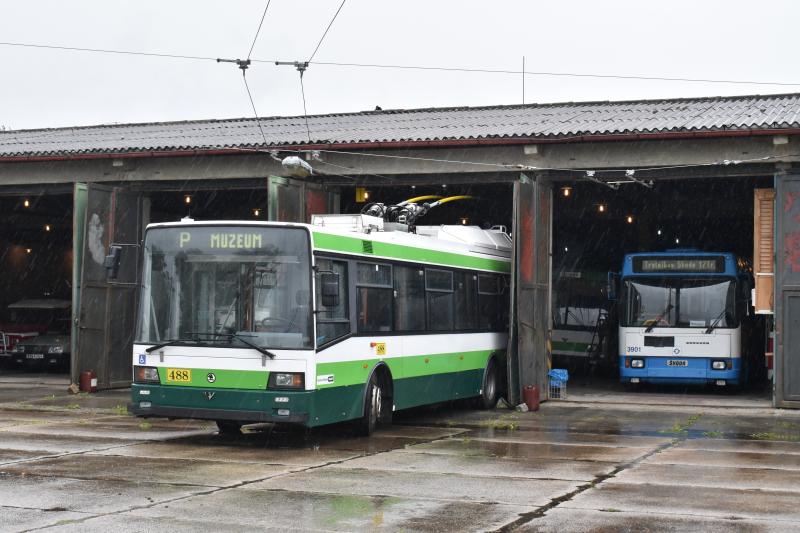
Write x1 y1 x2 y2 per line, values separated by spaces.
73 184 148 389
508 173 552 404
268 175 339 222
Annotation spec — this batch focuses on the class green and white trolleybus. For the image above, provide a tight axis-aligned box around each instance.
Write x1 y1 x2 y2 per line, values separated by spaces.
129 210 511 434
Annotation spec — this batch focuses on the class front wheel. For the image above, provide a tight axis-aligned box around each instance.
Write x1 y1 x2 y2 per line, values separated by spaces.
477 358 499 409
356 374 387 436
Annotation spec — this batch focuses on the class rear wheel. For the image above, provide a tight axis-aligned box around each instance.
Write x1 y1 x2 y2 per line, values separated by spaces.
477 358 499 409
215 420 243 435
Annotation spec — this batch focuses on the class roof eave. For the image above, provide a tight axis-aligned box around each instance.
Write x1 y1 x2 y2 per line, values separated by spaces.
2 127 799 163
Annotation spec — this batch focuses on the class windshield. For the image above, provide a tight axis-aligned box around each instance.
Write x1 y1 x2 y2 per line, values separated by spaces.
135 226 313 349
622 277 736 329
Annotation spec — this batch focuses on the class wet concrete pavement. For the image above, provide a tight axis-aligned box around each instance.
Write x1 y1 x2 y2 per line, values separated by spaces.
1 375 800 531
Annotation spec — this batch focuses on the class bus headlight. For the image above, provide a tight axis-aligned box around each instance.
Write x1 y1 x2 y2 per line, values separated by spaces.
630 358 645 369
711 360 727 370
269 373 304 389
135 366 160 383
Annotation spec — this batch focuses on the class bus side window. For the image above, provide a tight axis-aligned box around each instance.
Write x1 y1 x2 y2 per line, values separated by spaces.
426 268 454 331
315 258 350 345
356 262 393 333
454 272 478 330
477 274 500 330
394 266 425 332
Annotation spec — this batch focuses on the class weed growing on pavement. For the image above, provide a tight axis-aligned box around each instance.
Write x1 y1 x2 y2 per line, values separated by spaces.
703 431 723 438
750 432 800 442
112 404 129 416
65 403 80 410
660 412 704 435
138 421 152 430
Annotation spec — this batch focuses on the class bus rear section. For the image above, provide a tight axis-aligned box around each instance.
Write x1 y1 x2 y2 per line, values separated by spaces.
616 252 751 387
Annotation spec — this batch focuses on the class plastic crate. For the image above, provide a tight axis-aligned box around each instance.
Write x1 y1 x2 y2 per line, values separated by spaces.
547 369 569 400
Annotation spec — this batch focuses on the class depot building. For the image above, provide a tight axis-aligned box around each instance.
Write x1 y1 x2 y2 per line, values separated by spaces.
0 92 798 408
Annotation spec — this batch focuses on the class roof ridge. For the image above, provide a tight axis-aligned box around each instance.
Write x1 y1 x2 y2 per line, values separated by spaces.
2 92 799 134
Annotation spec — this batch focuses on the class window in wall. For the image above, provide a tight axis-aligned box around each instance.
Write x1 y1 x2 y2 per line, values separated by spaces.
426 268 454 331
394 265 425 331
454 271 478 330
315 258 350 346
357 262 393 332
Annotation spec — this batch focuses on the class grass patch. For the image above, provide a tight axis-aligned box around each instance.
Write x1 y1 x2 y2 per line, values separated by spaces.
703 431 723 438
138 421 152 431
64 403 81 410
111 404 130 416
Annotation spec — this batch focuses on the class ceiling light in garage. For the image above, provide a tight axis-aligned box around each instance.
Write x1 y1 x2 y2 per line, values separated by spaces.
23 199 30 208
561 186 572 198
675 238 680 244
626 215 634 224
44 224 51 232
25 248 32 254
597 204 606 213
657 229 662 235
184 195 192 205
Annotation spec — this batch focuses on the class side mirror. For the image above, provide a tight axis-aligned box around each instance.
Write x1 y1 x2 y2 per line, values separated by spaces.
320 272 340 308
104 245 123 280
606 272 619 301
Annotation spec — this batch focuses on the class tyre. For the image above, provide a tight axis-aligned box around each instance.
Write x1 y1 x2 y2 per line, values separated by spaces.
477 358 499 409
215 420 243 435
356 374 385 436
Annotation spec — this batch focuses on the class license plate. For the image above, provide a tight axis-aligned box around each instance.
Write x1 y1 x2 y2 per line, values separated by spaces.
166 368 192 383
667 359 688 367
26 353 44 359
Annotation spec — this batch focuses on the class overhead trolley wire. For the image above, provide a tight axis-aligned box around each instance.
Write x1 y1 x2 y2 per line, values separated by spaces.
4 40 800 87
247 1 272 60
307 0 347 63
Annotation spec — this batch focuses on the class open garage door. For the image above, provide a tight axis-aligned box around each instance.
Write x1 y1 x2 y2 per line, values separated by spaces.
268 176 339 222
507 174 552 404
73 184 148 389
776 174 800 407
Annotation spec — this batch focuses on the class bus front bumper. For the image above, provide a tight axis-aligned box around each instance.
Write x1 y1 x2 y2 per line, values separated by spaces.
619 356 741 385
128 383 310 424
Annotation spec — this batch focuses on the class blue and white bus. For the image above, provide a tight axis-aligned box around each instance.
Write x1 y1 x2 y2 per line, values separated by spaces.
615 250 753 387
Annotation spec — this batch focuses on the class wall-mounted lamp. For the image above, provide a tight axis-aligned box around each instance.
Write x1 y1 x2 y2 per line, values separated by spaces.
626 215 634 224
253 208 261 217
184 195 192 205
597 204 606 213
460 217 469 225
23 199 30 208
561 186 572 198
44 224 51 232
25 248 32 254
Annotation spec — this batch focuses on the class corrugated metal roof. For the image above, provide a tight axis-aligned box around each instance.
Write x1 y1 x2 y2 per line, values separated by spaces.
2 93 799 158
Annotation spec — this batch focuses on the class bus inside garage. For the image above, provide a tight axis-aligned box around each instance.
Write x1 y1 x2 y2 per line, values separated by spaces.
0 192 73 374
550 175 773 399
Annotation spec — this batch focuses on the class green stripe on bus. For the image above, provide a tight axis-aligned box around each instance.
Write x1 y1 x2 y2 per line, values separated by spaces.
552 341 591 353
315 349 498 389
159 368 268 390
312 232 510 273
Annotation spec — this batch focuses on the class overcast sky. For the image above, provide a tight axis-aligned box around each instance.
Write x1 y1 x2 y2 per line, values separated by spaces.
1 0 798 130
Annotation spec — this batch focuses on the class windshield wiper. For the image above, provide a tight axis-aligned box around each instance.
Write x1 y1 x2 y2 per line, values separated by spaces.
144 338 201 353
705 309 728 334
187 331 276 359
645 303 673 333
